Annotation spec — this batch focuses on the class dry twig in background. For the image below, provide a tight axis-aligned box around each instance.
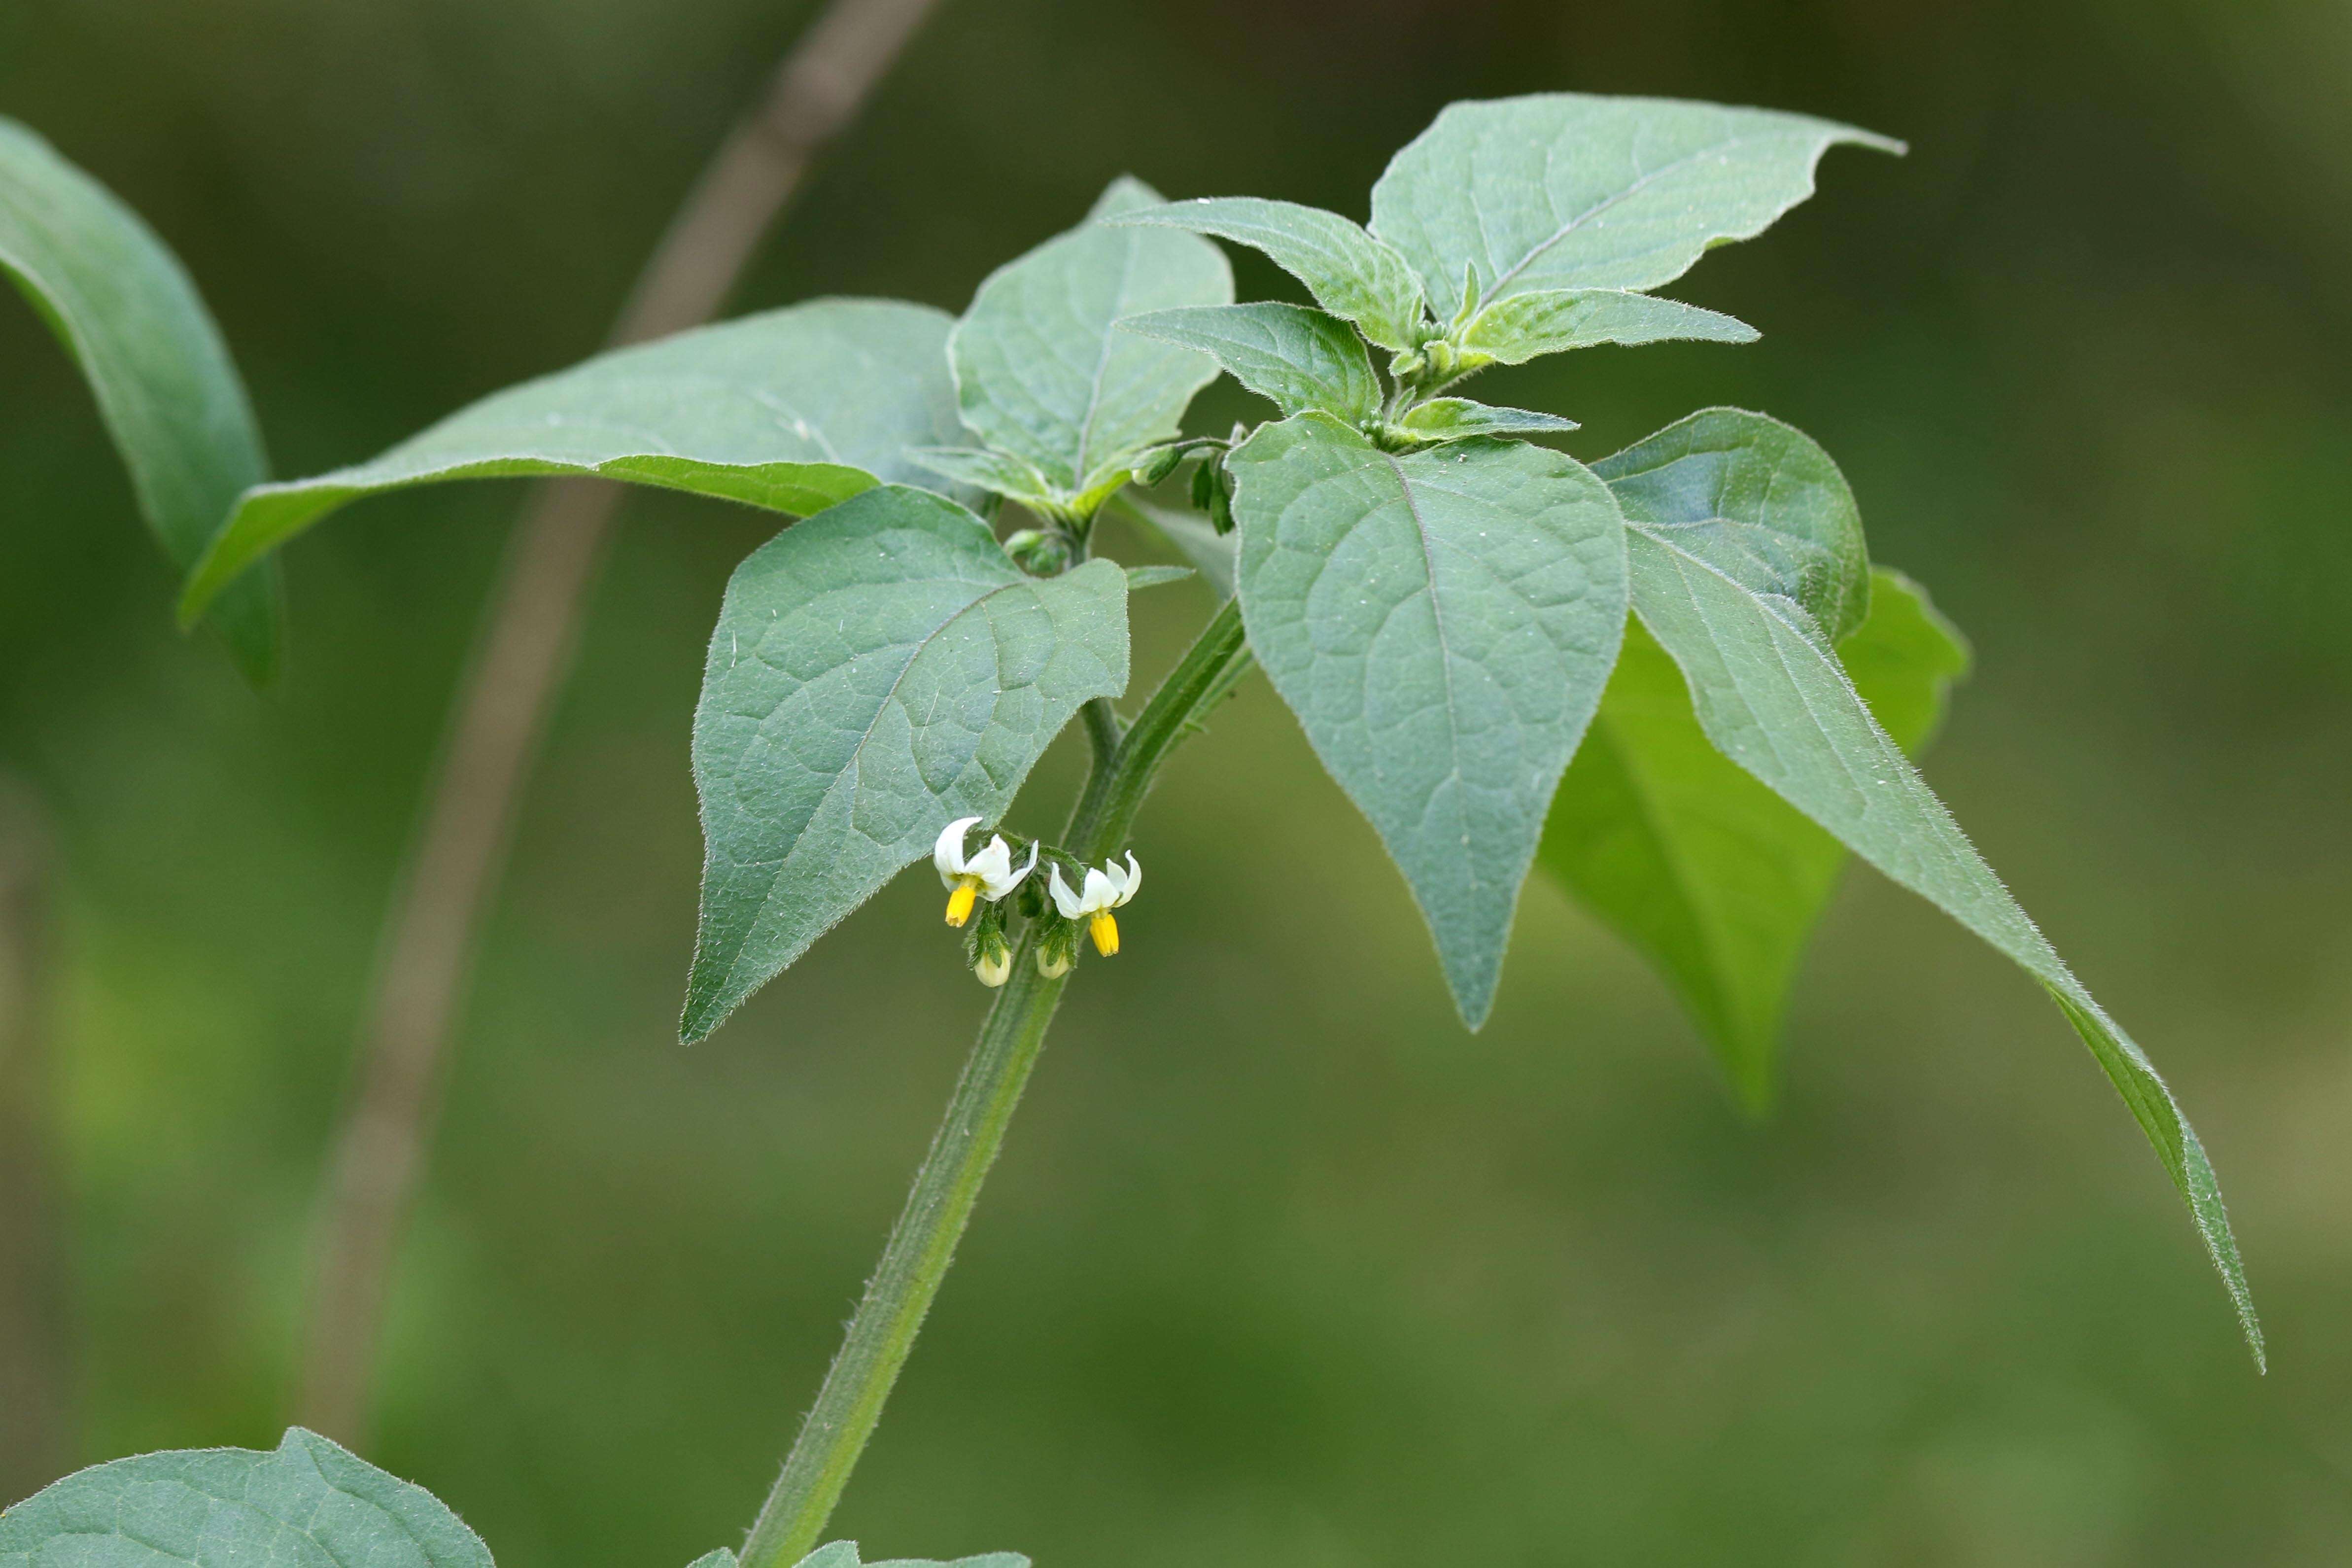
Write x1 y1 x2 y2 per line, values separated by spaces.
296 0 952 1447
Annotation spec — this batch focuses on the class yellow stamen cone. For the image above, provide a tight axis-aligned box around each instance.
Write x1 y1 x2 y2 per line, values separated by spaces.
1088 911 1119 956
944 881 979 927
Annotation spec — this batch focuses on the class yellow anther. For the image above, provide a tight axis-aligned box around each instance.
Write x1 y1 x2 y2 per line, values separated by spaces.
1088 911 1120 957
944 880 979 927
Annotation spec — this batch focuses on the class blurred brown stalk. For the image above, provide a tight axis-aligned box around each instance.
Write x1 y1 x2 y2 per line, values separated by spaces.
296 0 951 1447
0 777 70 1500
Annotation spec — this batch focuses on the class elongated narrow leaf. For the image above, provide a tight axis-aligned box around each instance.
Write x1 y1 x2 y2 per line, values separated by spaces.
1110 196 1426 350
1116 495 1236 600
182 299 967 619
1370 94 1901 318
909 445 1058 506
1595 407 1870 641
1230 414 1627 1025
0 118 284 684
948 177 1231 493
1611 453 2261 1359
772 1545 1029 1568
1395 398 1580 443
683 486 1129 1041
1460 289 1757 365
0 1428 491 1568
1122 302 1380 420
1540 572 1968 1106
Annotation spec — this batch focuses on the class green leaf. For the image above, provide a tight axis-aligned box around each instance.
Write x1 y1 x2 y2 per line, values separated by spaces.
1121 302 1380 420
1123 563 1195 590
0 1428 490 1568
1393 399 1580 444
779 1545 1028 1568
1108 196 1426 350
1594 406 1870 641
909 446 1059 507
1610 436 2262 1362
181 298 968 620
948 176 1232 493
1115 495 1235 600
682 485 1129 1042
0 118 284 685
1539 571 1967 1108
1458 288 1757 365
1370 93 1902 318
1229 414 1627 1026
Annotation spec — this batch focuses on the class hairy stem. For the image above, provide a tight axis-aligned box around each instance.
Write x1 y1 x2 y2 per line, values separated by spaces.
295 0 949 1448
741 597 1253 1568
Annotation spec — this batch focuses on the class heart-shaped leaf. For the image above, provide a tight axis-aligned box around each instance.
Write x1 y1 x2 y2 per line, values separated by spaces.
683 485 1129 1042
0 1428 490 1568
183 299 969 619
0 118 284 684
1229 414 1627 1025
1121 302 1380 420
1370 93 1901 319
948 177 1231 494
1541 570 1968 1106
1611 424 2261 1361
1109 196 1425 351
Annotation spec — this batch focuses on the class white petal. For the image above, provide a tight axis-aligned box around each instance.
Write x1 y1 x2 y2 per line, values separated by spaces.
989 840 1040 898
1080 866 1117 914
934 816 982 881
1049 864 1084 919
968 836 1013 888
1112 851 1142 905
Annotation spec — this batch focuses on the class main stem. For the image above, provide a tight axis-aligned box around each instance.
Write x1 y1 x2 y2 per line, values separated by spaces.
740 599 1251 1568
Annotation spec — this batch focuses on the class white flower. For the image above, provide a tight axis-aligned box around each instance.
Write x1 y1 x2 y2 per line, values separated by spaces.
1048 851 1141 956
934 816 1036 927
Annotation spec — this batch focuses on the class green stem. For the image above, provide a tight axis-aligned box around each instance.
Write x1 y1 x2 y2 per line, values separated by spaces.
739 597 1253 1568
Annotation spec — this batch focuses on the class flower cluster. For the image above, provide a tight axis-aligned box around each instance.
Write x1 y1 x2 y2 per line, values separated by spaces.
932 817 1142 987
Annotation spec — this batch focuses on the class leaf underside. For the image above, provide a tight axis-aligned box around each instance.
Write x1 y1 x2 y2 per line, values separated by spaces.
1111 195 1426 351
183 298 972 619
1229 413 1628 1027
1598 411 2260 1362
0 117 284 684
1541 571 1966 1107
682 485 1130 1042
948 177 1232 493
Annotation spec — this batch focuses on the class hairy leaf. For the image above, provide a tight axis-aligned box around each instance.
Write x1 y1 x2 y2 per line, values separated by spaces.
1370 93 1901 318
1230 414 1627 1025
1615 462 2261 1360
1109 197 1425 350
683 486 1129 1042
1394 399 1580 443
949 177 1231 493
1123 563 1195 590
0 118 283 684
1459 288 1757 365
0 1428 490 1568
908 446 1058 506
1121 302 1380 420
182 299 967 619
1595 407 1869 641
1540 572 1967 1107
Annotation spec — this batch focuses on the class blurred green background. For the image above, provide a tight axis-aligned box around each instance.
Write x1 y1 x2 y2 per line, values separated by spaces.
3 0 2349 1562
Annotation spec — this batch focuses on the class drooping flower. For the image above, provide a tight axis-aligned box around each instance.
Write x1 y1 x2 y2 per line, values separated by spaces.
1049 852 1142 956
934 816 1036 928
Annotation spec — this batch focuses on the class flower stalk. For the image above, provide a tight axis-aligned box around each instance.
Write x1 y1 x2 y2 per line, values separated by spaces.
738 598 1251 1568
